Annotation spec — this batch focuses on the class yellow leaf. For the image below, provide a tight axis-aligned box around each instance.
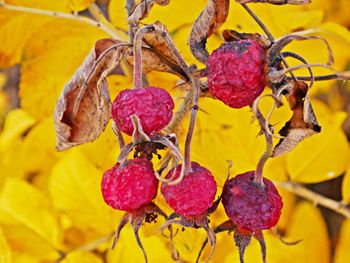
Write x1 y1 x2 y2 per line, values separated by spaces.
0 178 62 250
334 219 350 263
0 0 70 67
78 122 119 171
2 224 59 260
0 109 35 151
108 0 128 35
342 168 350 203
225 2 324 39
287 106 350 183
19 19 108 120
68 0 95 12
307 0 350 26
191 95 291 187
62 251 102 263
0 72 6 88
191 97 264 187
20 118 60 175
0 228 12 263
11 253 39 263
49 149 118 234
0 137 26 181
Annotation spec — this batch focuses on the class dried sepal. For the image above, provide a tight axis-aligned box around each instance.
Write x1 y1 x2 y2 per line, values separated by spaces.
128 0 170 26
236 0 310 5
222 29 271 47
189 0 230 64
196 220 235 263
253 231 266 263
112 202 169 263
272 81 321 157
54 39 129 151
234 230 252 263
160 214 216 263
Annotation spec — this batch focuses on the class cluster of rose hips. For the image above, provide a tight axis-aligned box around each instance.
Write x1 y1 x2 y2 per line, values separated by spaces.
100 30 284 263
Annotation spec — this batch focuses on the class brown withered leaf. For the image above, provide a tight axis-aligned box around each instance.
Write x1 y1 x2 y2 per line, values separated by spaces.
125 46 187 79
272 81 321 157
189 0 230 64
54 39 129 151
128 0 170 26
140 22 190 78
236 0 310 5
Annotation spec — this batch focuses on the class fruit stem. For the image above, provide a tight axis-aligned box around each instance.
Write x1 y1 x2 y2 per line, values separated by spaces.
241 3 274 42
126 0 136 43
252 94 282 187
133 26 155 89
183 78 200 175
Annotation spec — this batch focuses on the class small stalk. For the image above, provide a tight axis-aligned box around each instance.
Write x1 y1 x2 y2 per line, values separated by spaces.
112 122 125 150
132 26 154 89
183 78 200 175
252 94 283 186
126 0 136 42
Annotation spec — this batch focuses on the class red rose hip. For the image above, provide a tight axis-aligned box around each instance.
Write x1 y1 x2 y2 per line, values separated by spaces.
222 171 283 232
101 157 158 212
161 162 217 217
111 86 174 136
207 40 267 108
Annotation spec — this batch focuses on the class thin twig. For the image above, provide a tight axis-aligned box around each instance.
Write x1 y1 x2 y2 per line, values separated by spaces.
276 181 350 218
133 26 155 89
252 94 282 186
0 1 121 39
126 0 136 42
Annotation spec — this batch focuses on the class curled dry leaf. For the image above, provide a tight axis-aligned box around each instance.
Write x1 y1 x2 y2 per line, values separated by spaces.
189 0 230 64
236 0 310 5
125 46 187 79
272 81 321 157
54 39 129 151
128 0 170 26
128 22 190 79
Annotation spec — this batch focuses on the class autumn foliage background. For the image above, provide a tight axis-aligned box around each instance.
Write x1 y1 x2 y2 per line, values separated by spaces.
1 0 350 262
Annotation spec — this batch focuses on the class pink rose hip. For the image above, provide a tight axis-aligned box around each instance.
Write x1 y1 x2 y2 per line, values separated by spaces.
161 162 217 217
207 40 267 108
111 86 174 136
222 171 283 232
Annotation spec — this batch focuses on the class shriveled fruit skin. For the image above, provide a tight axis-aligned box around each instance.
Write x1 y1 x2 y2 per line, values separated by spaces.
161 162 217 217
222 171 283 232
207 40 267 108
101 157 158 212
111 86 175 136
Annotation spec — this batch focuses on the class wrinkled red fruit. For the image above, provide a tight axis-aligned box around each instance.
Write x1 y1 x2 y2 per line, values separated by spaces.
222 171 283 232
111 86 174 136
207 40 267 108
161 162 217 217
101 157 158 212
